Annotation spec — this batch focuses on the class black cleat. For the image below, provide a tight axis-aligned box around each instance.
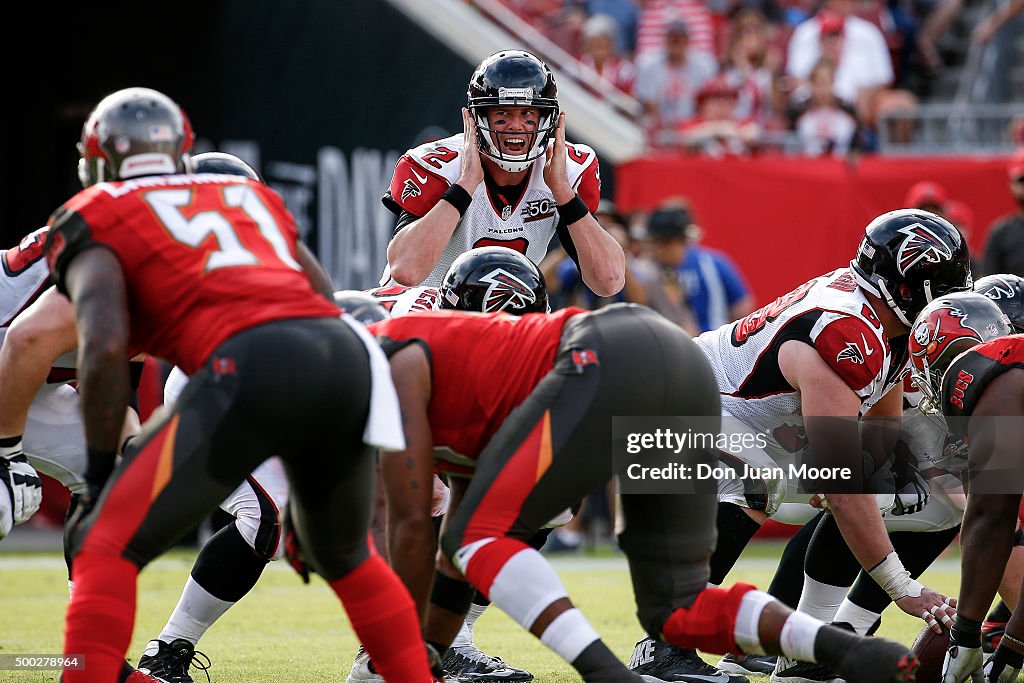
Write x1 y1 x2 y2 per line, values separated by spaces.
770 656 844 683
136 639 211 683
718 652 778 675
628 638 750 683
442 643 534 681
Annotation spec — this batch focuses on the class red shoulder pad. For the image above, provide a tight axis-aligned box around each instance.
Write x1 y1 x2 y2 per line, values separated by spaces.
388 156 448 217
813 316 886 393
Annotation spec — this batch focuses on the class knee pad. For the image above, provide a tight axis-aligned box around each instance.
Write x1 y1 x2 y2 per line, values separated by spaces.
659 582 757 655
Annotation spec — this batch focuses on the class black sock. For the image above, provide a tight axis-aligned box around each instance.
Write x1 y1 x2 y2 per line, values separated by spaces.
190 523 269 602
573 640 641 681
846 526 960 614
805 514 861 588
813 623 861 667
471 589 490 609
767 512 823 608
988 599 1013 623
709 502 762 585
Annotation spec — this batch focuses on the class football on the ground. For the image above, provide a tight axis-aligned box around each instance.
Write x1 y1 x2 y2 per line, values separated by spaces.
910 624 950 683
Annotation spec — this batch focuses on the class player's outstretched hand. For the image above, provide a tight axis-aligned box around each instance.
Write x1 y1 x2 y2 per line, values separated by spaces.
897 589 956 634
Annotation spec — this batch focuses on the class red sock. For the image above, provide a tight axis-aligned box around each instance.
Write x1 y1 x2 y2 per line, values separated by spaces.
329 552 433 682
63 552 138 683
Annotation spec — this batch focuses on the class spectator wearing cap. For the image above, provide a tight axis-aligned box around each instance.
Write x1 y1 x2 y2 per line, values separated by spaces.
635 200 755 332
633 17 719 146
631 204 701 334
784 0 903 143
676 75 762 156
903 180 949 215
981 150 1024 277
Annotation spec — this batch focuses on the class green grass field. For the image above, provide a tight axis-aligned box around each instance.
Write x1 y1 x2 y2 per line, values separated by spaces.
0 540 964 682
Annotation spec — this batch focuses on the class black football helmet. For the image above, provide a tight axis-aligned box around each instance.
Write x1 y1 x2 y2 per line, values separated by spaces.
333 290 389 325
77 87 194 188
467 50 559 173
908 291 1012 414
974 273 1024 332
439 246 549 314
191 151 263 182
850 209 972 327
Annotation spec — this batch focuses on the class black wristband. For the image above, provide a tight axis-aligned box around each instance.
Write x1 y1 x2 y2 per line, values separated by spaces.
951 615 983 648
557 194 590 225
441 184 472 217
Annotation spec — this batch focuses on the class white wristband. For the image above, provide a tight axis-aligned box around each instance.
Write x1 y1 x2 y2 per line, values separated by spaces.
868 551 923 601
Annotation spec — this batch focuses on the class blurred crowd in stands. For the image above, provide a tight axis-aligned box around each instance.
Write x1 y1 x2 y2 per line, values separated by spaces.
483 0 1022 156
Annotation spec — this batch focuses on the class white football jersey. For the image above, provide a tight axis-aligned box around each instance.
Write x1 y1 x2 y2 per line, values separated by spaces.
0 227 52 328
381 133 601 288
695 268 909 443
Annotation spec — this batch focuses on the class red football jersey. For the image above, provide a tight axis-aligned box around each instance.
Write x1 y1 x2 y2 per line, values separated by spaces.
368 307 588 475
46 174 340 374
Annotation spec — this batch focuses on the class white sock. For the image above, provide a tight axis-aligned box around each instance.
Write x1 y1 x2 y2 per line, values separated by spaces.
451 603 488 648
795 574 848 623
734 590 774 655
832 599 882 635
158 576 233 644
779 610 823 663
540 608 600 663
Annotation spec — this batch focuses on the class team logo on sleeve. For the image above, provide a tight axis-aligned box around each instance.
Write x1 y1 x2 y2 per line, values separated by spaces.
909 303 982 367
896 223 953 275
401 178 422 202
836 341 866 365
479 267 537 313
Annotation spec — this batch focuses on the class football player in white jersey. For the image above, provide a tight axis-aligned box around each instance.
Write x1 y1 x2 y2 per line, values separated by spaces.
629 209 972 683
379 49 624 298
0 228 142 543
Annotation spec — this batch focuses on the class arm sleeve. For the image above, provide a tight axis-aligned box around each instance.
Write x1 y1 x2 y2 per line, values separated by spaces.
44 209 105 297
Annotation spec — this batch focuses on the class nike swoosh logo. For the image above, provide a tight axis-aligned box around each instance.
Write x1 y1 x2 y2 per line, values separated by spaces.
411 168 428 184
861 333 874 355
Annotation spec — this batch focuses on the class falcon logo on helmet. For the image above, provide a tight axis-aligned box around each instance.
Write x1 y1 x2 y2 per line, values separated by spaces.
896 223 954 275
479 267 537 313
979 277 1015 300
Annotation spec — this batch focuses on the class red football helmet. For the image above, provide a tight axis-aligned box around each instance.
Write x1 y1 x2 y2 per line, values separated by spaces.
909 291 1012 413
77 87 195 187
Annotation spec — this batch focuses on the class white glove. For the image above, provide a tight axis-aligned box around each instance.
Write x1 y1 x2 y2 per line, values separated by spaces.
942 644 984 683
0 451 43 525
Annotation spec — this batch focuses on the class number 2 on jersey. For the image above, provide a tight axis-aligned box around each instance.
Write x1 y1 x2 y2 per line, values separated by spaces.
145 187 300 272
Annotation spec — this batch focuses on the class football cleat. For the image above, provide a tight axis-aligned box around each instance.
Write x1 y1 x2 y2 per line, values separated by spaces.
627 638 749 683
770 656 844 683
345 647 383 683
442 643 534 681
832 637 918 683
135 639 211 683
718 652 778 675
